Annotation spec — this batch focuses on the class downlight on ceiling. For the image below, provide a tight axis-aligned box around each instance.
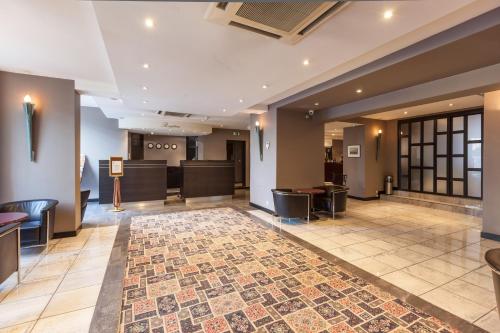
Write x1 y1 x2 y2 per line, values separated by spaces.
449 103 454 107
383 10 393 20
142 86 148 91
262 84 268 89
303 59 310 66
356 89 362 94
144 18 155 28
142 63 150 69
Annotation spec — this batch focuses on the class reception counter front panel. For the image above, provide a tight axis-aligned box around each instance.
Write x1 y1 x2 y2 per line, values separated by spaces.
180 160 234 199
99 160 167 204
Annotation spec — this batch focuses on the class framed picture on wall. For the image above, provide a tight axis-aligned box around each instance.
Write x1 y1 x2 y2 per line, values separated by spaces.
171 144 177 150
347 145 361 158
147 143 154 149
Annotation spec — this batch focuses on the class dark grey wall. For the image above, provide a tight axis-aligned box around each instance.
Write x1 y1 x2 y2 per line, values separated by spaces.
332 139 343 162
0 71 80 233
144 135 186 166
198 128 250 186
80 107 128 200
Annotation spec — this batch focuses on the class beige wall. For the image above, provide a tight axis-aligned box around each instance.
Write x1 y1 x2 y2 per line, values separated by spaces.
483 90 500 237
0 71 80 233
343 118 394 198
143 135 186 166
198 128 250 186
277 109 324 189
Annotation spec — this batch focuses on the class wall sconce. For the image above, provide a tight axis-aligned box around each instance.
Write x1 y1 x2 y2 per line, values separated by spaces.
255 120 264 161
376 129 382 161
23 95 36 162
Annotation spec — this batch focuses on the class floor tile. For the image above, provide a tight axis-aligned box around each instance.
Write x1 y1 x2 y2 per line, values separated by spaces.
2 277 61 304
0 295 51 328
441 279 497 309
41 284 101 318
31 307 94 333
402 264 456 285
474 309 500 332
351 258 398 276
326 247 366 261
460 271 495 292
0 321 35 333
421 288 490 322
419 258 472 277
57 267 106 293
381 271 435 295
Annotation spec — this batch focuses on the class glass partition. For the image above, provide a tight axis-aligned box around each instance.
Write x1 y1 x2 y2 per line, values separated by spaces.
398 109 482 198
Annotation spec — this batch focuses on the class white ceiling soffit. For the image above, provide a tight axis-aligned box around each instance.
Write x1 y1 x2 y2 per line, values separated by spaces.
119 117 213 137
0 0 117 96
205 2 348 45
363 95 484 120
91 0 498 119
323 121 360 143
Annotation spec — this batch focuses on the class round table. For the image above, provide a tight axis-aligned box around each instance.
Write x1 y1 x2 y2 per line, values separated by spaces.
294 188 325 220
0 212 28 226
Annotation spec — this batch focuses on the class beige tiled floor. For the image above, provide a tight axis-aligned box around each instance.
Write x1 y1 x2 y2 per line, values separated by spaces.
0 221 118 332
249 199 500 331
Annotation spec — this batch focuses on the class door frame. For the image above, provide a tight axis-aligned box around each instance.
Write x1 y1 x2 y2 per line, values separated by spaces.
226 140 246 187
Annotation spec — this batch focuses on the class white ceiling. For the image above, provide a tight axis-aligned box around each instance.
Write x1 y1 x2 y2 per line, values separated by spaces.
324 121 360 145
364 95 484 120
1 0 498 136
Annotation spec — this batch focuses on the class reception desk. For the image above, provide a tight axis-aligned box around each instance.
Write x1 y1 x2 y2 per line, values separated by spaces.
180 160 234 199
99 160 167 204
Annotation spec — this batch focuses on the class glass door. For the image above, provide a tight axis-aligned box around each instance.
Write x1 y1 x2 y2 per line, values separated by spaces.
398 109 483 199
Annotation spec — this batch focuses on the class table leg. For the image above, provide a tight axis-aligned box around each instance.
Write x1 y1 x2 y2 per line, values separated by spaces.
17 227 21 284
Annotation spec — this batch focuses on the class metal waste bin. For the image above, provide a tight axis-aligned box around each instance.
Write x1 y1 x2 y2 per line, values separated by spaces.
385 176 393 195
485 248 500 317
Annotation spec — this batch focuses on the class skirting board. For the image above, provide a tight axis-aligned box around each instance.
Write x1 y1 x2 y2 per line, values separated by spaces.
53 225 82 238
347 195 379 201
481 231 500 241
185 195 232 205
249 202 275 215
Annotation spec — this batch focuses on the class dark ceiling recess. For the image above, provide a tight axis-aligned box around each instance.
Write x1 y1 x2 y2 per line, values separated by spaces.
284 24 500 111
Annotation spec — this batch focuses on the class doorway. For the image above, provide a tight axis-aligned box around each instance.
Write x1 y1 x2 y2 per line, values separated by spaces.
226 140 246 187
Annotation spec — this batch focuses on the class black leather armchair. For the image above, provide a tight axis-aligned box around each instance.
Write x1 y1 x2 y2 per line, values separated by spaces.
272 189 310 230
313 185 348 218
81 190 91 222
0 199 58 249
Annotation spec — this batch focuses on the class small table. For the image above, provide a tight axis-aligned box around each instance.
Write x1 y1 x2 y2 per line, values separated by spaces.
295 188 325 220
0 212 27 284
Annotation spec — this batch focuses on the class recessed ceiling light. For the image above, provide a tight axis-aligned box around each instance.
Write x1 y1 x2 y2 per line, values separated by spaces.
144 18 154 28
262 84 268 89
150 131 154 135
220 124 224 128
222 108 227 113
239 99 243 103
142 86 148 91
449 103 454 107
356 89 363 94
141 113 145 116
142 63 149 69
404 111 408 115
303 59 310 66
314 102 319 106
143 100 148 104
383 10 393 20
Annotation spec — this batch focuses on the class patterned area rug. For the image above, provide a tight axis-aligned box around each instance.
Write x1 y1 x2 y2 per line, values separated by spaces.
121 207 458 333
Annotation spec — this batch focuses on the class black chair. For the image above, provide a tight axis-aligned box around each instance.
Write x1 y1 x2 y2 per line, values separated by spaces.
0 223 21 285
0 199 58 249
271 189 310 230
313 185 349 219
81 190 91 222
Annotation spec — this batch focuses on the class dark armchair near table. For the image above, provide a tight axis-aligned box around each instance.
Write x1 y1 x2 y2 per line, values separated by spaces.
313 185 349 218
272 189 310 229
0 199 58 248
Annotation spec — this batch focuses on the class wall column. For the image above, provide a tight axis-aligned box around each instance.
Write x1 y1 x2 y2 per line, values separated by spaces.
482 90 500 239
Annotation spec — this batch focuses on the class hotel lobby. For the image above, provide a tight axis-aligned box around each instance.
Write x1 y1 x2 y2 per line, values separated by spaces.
1 1 500 333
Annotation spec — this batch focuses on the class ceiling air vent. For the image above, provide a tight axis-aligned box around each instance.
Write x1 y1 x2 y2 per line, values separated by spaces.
205 1 348 44
156 111 192 118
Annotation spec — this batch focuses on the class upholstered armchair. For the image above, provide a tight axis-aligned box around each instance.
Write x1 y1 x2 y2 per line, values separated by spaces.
0 199 58 249
313 185 348 218
271 189 310 230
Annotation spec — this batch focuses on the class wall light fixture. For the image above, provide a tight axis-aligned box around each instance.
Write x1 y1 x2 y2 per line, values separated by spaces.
23 95 36 162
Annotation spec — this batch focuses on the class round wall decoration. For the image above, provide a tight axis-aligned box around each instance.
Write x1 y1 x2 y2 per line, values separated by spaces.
147 143 154 149
164 143 170 149
171 144 177 150
156 143 162 149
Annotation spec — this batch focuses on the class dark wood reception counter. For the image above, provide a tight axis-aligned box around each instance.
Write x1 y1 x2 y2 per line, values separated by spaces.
180 160 234 199
99 160 167 204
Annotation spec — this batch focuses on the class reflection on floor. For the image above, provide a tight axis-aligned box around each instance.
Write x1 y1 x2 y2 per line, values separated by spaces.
249 199 500 332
